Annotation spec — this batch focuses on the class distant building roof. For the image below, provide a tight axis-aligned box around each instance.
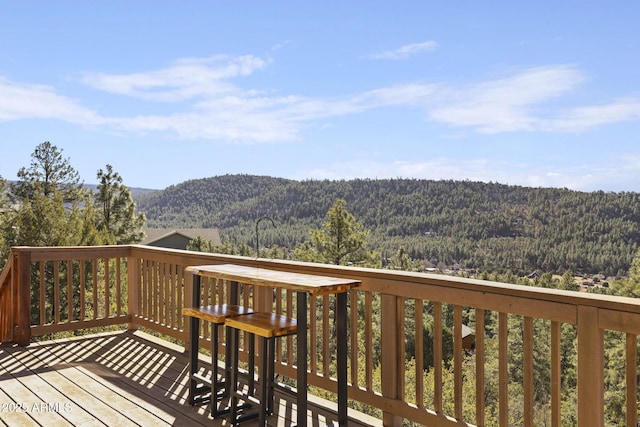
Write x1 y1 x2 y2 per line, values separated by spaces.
142 228 221 250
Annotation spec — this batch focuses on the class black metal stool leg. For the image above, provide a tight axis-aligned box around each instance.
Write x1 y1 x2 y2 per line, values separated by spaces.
248 331 255 396
267 337 276 416
211 322 225 417
188 315 199 405
229 326 240 423
224 325 233 397
258 336 269 426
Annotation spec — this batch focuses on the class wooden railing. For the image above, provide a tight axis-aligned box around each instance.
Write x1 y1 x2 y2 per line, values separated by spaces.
1 244 640 426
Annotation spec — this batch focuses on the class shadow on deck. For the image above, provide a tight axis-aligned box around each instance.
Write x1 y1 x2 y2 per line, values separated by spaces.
0 330 378 427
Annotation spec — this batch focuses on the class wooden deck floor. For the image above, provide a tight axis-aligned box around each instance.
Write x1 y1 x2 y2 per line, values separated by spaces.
0 330 378 427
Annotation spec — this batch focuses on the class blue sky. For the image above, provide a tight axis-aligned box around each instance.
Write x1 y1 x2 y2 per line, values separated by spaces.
1 1 640 191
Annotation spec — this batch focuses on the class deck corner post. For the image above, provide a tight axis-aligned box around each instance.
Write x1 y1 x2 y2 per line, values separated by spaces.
577 305 604 427
380 293 402 427
13 249 31 346
127 256 140 331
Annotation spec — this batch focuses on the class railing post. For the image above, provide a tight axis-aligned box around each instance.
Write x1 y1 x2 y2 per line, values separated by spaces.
12 249 31 346
380 293 402 427
577 305 604 426
127 256 140 330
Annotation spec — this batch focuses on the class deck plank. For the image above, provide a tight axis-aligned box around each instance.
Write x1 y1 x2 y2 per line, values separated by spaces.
12 341 173 426
0 386 39 426
1 330 377 427
36 333 210 426
0 346 96 426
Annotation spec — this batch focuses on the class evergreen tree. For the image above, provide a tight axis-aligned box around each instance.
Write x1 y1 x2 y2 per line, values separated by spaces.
0 176 16 262
294 199 379 266
388 247 423 271
10 182 106 247
11 141 85 203
95 164 146 244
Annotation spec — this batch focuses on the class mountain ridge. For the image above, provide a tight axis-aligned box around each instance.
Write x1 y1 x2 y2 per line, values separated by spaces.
136 174 640 276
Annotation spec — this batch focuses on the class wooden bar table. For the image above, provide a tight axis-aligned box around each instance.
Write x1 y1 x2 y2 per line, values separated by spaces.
185 264 360 427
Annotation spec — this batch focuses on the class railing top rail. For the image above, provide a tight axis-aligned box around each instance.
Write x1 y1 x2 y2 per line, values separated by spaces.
128 244 640 316
10 245 132 261
5 244 640 317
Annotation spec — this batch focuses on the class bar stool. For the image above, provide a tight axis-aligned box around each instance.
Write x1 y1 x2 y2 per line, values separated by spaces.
183 304 253 417
225 312 299 426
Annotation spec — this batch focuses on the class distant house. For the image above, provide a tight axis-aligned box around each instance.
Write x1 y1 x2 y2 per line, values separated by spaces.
462 324 475 351
141 228 221 250
526 270 540 279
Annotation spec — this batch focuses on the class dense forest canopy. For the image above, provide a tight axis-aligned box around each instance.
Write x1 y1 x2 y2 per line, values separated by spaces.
137 174 640 277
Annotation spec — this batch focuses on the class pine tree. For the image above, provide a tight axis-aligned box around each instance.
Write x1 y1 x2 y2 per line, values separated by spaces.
11 141 85 203
95 164 146 244
294 199 379 266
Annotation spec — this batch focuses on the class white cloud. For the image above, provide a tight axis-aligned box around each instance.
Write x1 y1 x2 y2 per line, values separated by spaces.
427 65 587 133
2 56 640 144
547 97 640 132
80 55 269 102
0 77 104 125
368 41 439 60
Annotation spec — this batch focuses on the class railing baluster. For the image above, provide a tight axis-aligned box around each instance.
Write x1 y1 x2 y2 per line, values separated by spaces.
143 259 149 319
499 312 508 427
116 258 121 317
276 287 283 363
415 299 424 408
165 263 171 326
54 261 60 324
365 291 373 391
524 316 534 427
398 297 406 402
322 294 330 376
67 260 72 322
170 263 176 329
176 265 183 331
310 295 317 374
39 261 45 325
158 262 162 326
92 259 98 320
433 301 443 414
80 260 86 321
286 289 293 363
153 261 159 323
454 304 463 421
476 308 485 426
626 332 637 427
551 321 561 427
350 289 358 387
104 258 110 319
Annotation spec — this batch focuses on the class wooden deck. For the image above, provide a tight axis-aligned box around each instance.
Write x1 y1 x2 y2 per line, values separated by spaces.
0 330 378 427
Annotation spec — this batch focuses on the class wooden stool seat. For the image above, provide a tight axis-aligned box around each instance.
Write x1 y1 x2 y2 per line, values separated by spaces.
225 312 298 338
225 313 300 426
183 303 253 418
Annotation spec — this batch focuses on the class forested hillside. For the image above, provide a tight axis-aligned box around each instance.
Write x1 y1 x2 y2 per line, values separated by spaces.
137 174 640 277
